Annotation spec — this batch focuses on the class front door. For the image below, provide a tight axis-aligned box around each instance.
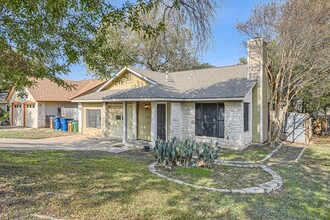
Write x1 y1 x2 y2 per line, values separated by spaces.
157 104 166 140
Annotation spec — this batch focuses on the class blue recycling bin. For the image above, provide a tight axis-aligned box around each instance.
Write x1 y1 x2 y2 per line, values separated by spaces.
61 118 73 132
53 117 61 130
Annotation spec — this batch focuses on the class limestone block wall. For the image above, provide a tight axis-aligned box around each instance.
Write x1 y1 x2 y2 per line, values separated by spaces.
170 102 183 139
222 101 245 149
172 101 247 150
182 102 195 139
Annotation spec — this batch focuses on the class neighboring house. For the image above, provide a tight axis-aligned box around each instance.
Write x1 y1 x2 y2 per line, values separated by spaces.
6 79 105 128
0 91 9 112
72 38 271 150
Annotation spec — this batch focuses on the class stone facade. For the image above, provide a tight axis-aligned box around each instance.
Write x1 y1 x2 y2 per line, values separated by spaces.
223 102 244 149
170 102 183 139
182 103 195 139
173 101 249 150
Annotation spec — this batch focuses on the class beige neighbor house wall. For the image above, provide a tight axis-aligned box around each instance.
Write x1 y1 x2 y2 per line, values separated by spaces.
248 38 269 143
102 70 149 90
45 102 77 117
9 88 39 128
81 103 104 136
0 103 8 112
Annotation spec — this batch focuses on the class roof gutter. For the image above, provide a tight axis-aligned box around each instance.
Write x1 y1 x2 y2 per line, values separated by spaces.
71 97 245 103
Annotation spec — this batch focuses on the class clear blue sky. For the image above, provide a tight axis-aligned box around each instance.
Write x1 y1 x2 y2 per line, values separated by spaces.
66 0 271 80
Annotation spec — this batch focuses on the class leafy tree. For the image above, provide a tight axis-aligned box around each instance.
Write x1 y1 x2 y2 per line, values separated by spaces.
295 75 330 116
237 0 330 146
237 57 247 65
0 0 217 91
86 6 216 75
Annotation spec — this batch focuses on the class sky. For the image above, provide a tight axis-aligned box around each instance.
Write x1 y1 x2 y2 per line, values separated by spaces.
66 0 272 80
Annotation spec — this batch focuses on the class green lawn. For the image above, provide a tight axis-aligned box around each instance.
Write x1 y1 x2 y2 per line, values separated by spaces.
220 143 274 161
0 128 75 139
0 138 329 219
156 164 272 189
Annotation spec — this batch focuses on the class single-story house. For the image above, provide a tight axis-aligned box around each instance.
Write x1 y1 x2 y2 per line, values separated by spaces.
6 79 105 128
71 38 271 150
0 91 9 112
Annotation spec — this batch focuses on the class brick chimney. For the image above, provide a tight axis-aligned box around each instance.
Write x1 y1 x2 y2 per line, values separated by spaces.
247 38 269 143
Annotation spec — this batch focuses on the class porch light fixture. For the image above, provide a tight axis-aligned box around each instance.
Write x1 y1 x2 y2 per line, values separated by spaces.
144 104 150 110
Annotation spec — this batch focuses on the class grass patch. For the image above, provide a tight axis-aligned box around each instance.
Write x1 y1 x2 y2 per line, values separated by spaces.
0 128 75 139
269 145 304 163
157 165 272 189
0 138 329 219
220 144 274 161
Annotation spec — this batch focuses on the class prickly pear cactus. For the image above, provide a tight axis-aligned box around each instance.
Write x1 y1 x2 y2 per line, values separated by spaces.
154 137 220 169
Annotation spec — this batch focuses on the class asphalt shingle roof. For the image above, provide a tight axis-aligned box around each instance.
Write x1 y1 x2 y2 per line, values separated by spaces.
73 64 256 101
26 79 105 102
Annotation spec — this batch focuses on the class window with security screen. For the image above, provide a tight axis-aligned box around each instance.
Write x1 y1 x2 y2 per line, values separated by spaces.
195 103 224 138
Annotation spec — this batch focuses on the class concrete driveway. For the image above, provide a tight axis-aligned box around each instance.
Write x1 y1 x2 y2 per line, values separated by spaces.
0 134 144 153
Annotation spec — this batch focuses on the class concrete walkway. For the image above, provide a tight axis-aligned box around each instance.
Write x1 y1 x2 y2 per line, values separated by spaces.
0 135 145 153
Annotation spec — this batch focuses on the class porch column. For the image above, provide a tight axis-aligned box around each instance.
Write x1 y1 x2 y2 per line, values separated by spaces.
78 103 83 133
102 102 108 137
35 102 39 128
132 102 137 140
150 101 157 145
122 101 128 144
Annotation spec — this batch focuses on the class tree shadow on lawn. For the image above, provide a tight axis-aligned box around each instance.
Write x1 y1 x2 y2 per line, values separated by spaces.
0 149 329 219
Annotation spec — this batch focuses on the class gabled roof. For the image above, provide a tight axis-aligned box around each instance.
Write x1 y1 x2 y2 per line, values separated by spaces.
73 64 257 102
6 79 106 102
97 66 157 92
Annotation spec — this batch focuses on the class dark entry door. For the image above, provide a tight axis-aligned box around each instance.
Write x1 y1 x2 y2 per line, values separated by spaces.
157 104 166 140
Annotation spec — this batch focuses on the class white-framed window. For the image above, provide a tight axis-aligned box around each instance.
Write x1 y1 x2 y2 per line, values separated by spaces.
86 109 101 128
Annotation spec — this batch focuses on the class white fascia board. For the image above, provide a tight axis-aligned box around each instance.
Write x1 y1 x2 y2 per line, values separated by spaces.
126 67 157 85
96 66 157 92
96 67 128 92
243 82 257 100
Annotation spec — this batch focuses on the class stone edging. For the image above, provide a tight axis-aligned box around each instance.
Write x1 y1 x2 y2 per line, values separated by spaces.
294 147 306 163
148 161 282 194
220 143 284 164
259 143 284 162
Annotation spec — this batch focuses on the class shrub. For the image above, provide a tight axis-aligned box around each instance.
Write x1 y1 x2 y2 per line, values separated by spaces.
154 137 220 168
0 108 4 117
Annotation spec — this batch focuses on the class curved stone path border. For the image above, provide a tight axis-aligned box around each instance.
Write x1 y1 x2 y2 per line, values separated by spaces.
294 147 306 163
148 161 283 194
220 143 284 164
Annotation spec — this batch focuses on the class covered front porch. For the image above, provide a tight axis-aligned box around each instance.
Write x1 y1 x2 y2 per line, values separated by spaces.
78 101 173 146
